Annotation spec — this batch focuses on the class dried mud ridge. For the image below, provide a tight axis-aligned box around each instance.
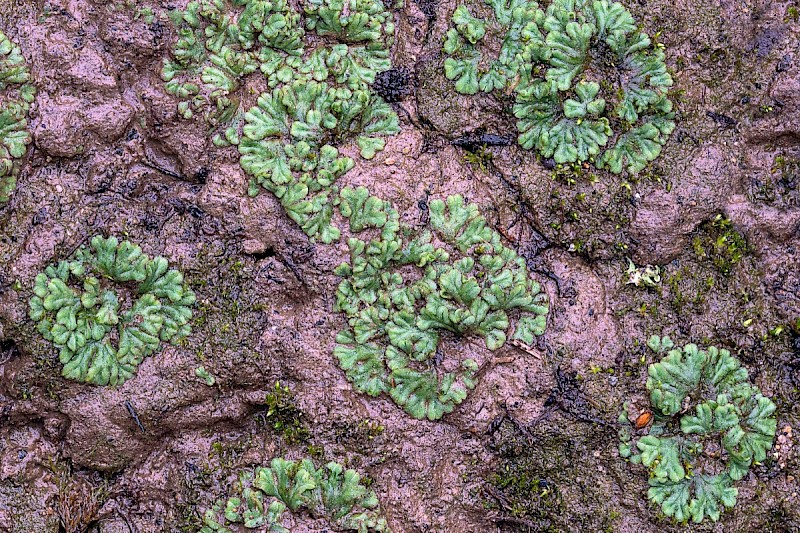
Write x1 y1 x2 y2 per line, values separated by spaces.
1 0 800 532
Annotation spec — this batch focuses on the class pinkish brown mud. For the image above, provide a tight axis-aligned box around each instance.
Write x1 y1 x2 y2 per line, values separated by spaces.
1 0 799 532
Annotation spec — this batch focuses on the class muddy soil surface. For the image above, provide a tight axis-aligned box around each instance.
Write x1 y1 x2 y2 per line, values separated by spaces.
1 0 799 532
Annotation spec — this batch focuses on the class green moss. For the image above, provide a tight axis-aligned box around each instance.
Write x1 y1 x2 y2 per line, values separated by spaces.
462 145 493 172
751 153 800 207
257 381 310 444
551 162 587 186
335 418 386 449
484 417 616 532
529 171 636 260
187 248 267 373
692 215 748 276
210 437 252 471
177 462 216 532
488 462 562 525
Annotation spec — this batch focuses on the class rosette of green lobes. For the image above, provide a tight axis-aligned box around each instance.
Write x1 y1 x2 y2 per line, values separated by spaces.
238 80 398 243
333 191 548 420
303 0 395 90
515 79 612 164
0 30 36 204
520 0 674 172
161 0 306 144
162 0 396 147
443 0 674 173
28 236 195 386
200 457 391 532
619 337 778 523
443 0 548 95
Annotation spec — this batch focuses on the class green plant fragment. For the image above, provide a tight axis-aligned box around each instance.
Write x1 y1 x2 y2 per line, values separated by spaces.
202 456 390 532
0 30 36 204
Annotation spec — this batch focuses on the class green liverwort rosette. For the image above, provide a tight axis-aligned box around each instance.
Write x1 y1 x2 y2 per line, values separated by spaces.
29 236 195 386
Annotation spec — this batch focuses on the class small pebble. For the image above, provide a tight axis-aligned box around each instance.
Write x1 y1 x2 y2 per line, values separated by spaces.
402 146 411 155
384 157 396 166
